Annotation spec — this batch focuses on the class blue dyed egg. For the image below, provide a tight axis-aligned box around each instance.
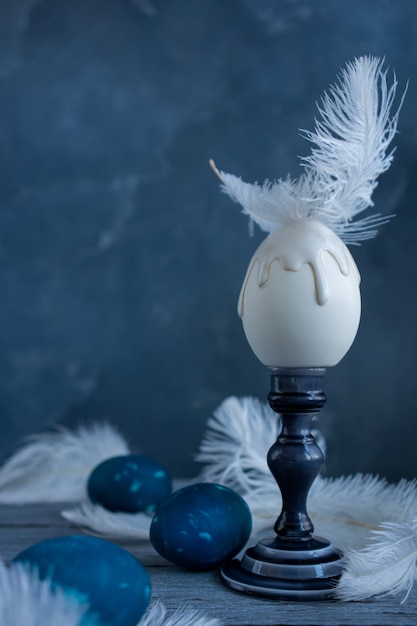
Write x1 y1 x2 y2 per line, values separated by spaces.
150 482 252 571
13 535 151 626
87 454 172 513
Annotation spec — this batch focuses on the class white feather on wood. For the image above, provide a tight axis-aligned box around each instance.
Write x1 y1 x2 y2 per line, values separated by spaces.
211 56 405 244
310 475 417 551
61 502 151 540
0 560 89 626
0 423 130 503
336 519 417 603
0 560 223 626
140 601 223 626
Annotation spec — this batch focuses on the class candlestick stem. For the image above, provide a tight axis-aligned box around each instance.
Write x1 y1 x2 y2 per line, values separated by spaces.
221 367 343 600
267 368 325 541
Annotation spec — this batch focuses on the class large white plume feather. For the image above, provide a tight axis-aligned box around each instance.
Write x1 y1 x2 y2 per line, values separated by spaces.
211 56 404 244
61 502 151 540
336 519 417 603
140 601 223 626
0 423 130 503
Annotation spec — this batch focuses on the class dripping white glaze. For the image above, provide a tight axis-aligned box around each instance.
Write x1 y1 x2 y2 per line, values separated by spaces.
238 220 360 317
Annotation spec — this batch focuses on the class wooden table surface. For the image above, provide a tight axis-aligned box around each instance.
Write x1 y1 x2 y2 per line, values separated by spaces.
1 501 416 626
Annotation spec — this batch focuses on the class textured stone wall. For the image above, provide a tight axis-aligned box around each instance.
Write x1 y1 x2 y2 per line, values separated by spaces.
0 0 416 479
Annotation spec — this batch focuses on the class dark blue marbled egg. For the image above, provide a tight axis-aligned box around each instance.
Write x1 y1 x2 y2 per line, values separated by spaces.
13 535 151 626
87 454 172 513
150 482 252 571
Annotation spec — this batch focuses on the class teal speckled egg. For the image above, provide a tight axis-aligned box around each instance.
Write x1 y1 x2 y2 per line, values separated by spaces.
87 454 172 513
150 483 252 571
13 535 151 626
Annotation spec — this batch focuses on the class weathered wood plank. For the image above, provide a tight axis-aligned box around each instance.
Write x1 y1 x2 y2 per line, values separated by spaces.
0 503 166 566
1 503 416 625
149 568 417 626
0 502 76 526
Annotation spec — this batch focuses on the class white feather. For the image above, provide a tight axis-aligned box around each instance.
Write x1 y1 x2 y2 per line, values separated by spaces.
196 397 277 497
61 502 151 540
140 601 223 626
301 56 403 241
213 56 404 244
214 171 310 234
0 423 130 503
310 475 417 551
0 560 88 626
0 561 223 626
336 519 417 603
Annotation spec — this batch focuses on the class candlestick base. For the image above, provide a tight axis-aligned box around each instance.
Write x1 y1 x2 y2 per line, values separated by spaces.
221 536 343 600
221 368 343 600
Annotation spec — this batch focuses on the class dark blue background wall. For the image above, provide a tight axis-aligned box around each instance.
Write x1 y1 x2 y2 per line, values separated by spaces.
0 0 416 480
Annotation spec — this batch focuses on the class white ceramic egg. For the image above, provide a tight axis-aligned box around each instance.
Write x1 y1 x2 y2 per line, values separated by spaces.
238 220 361 368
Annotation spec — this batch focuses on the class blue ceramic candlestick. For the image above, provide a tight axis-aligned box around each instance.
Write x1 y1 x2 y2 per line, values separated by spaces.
221 368 343 599
218 219 361 600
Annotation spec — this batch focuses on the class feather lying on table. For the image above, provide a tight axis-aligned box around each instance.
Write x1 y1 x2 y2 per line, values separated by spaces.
61 502 151 540
336 518 417 603
197 395 417 601
0 560 223 626
310 474 417 552
140 601 223 626
0 423 130 503
211 56 405 244
0 560 89 626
